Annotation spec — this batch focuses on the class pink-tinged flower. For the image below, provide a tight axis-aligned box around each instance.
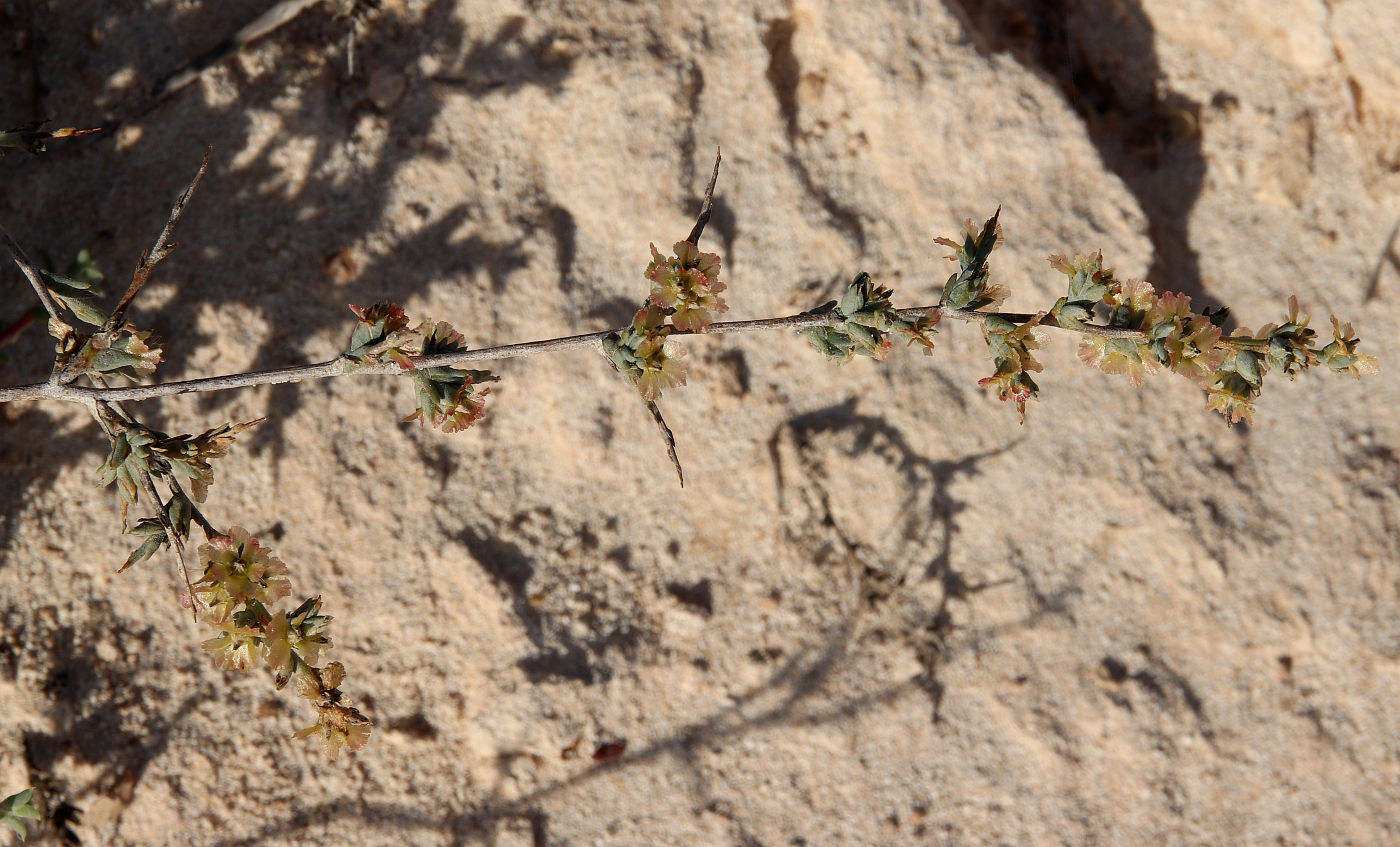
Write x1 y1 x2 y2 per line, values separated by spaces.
895 310 940 354
193 527 292 622
1173 318 1225 382
348 302 410 333
436 383 489 433
1078 337 1161 387
1204 385 1256 425
978 370 1038 422
1111 278 1158 316
633 336 687 401
1148 290 1193 325
263 607 331 683
294 703 373 760
201 620 266 671
645 241 727 331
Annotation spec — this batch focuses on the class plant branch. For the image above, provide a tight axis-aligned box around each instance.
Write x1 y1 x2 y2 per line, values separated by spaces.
0 304 1152 406
138 465 200 622
93 400 200 620
104 148 210 333
0 224 72 344
686 148 721 246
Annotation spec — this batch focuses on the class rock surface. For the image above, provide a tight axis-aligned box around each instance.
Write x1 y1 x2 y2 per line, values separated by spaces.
0 1 1397 844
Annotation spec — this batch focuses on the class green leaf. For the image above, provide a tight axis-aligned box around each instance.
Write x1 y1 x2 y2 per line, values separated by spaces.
123 528 168 571
839 276 867 317
65 249 104 285
54 292 107 327
0 787 40 840
1234 350 1264 387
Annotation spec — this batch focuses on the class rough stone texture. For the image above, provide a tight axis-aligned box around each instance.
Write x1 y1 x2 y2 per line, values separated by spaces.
0 1 1397 844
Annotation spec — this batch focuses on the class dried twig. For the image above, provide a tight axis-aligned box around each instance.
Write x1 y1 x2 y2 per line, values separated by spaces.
104 148 210 333
0 306 1148 406
646 399 684 487
686 148 722 246
0 225 73 346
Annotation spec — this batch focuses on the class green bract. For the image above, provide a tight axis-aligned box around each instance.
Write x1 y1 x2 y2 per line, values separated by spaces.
799 273 940 363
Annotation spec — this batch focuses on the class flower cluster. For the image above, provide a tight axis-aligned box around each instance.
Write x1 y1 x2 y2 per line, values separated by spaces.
645 240 727 332
37 250 166 381
978 314 1046 422
1052 254 1378 424
291 661 374 760
194 527 370 758
604 304 687 401
99 419 261 507
800 273 940 361
343 301 412 365
343 303 498 433
402 321 499 433
935 209 1006 312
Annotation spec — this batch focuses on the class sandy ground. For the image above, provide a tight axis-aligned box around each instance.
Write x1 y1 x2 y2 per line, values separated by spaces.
1 0 1398 844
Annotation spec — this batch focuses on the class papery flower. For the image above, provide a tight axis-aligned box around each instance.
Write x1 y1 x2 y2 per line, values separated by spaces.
978 370 1039 422
201 620 267 671
348 302 410 332
985 316 1045 375
417 320 467 355
1318 316 1380 378
1204 372 1258 425
1173 318 1225 382
263 600 332 685
294 703 373 760
1111 277 1157 317
193 527 292 621
894 310 940 354
1049 251 1102 278
291 662 372 759
645 241 727 332
157 419 262 502
84 328 164 381
1078 336 1161 387
344 302 414 366
436 383 490 433
979 315 1045 421
633 334 687 401
1144 291 1225 380
399 320 497 433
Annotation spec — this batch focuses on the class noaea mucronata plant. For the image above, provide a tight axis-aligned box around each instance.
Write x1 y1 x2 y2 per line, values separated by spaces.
0 133 1379 760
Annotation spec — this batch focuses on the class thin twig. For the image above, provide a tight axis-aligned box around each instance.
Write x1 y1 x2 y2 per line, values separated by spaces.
646 399 684 487
104 148 211 332
0 224 72 344
0 304 1151 405
52 149 212 387
686 148 722 246
136 465 200 622
94 400 200 620
149 0 322 106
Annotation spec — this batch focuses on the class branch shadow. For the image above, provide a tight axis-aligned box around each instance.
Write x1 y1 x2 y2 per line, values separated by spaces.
767 397 1012 722
0 0 575 465
0 406 98 558
1 598 214 843
942 0 1214 313
209 615 913 846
